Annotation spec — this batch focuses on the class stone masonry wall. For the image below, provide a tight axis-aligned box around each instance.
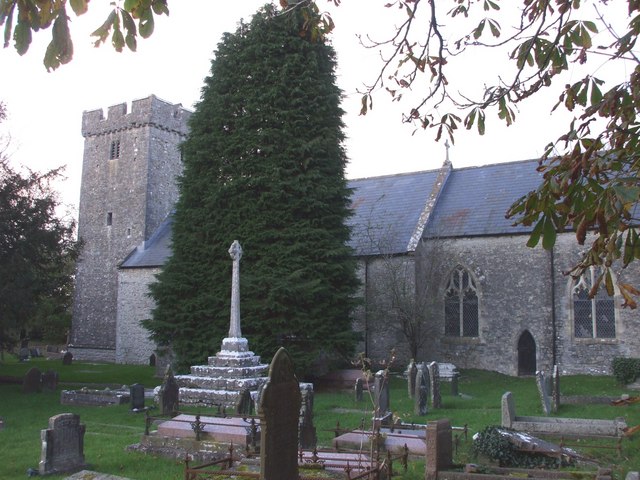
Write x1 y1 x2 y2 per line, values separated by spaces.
71 96 190 361
116 267 160 364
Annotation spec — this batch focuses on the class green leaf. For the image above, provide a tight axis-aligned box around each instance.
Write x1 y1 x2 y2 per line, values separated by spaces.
14 20 32 56
138 8 154 38
527 219 544 248
69 0 89 16
473 19 486 40
542 216 557 250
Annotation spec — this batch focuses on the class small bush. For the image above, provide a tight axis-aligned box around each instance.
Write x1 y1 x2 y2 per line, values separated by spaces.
612 357 640 385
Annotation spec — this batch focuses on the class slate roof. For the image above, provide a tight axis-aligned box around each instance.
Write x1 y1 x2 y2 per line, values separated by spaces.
424 159 543 238
119 159 545 268
120 216 173 268
346 170 441 256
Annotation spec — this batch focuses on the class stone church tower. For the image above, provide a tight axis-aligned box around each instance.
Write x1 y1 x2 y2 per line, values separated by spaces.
70 96 190 362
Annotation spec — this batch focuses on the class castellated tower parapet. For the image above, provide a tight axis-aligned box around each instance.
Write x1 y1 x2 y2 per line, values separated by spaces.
70 95 191 362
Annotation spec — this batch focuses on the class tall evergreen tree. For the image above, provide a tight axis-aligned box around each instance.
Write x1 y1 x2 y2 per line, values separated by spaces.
145 3 359 374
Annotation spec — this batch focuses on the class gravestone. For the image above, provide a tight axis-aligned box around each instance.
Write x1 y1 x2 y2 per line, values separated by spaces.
30 348 41 358
130 384 145 411
39 413 87 475
19 347 30 361
354 377 363 402
427 362 441 408
42 370 59 392
23 367 42 394
258 347 301 480
158 368 179 416
414 363 428 415
299 382 317 449
536 371 552 415
552 364 560 413
235 388 254 416
406 359 417 399
450 373 459 396
374 370 390 414
149 353 156 367
425 419 452 480
62 351 73 365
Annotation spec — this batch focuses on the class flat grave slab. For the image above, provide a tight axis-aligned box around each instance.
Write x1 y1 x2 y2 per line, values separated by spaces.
332 427 426 455
155 414 257 446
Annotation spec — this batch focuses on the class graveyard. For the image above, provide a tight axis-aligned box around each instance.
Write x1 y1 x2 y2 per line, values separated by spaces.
0 354 639 479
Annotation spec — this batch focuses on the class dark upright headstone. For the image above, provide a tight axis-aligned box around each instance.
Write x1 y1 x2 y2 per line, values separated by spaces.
427 362 441 408
41 370 59 392
299 383 317 449
414 364 428 415
374 370 390 415
158 368 179 416
536 371 551 415
23 367 42 393
62 351 73 365
258 347 301 480
130 383 145 411
39 413 87 475
235 388 254 416
149 353 156 367
18 347 30 361
450 373 459 396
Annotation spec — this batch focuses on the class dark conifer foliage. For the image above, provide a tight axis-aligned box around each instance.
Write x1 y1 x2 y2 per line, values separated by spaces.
146 4 359 374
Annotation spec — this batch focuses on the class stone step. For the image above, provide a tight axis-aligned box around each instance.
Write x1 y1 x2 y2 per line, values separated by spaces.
176 375 266 392
179 387 257 408
206 354 266 368
191 364 268 378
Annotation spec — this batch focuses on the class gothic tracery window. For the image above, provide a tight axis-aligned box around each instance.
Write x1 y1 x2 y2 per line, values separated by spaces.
444 265 479 337
572 268 616 339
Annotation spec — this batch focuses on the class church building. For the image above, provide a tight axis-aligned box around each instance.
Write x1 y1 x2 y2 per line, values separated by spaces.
70 96 640 376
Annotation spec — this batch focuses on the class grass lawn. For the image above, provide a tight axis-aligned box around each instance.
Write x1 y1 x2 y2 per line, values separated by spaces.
1 356 639 479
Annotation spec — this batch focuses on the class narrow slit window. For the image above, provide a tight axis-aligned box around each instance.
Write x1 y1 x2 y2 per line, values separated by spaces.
106 212 113 226
110 140 120 159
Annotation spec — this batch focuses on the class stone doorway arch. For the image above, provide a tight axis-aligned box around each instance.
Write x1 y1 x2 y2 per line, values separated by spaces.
517 330 536 376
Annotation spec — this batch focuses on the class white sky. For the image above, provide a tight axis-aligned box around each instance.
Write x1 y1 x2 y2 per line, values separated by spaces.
0 1 633 217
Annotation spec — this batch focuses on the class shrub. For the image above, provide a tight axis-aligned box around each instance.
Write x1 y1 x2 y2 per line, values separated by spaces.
612 357 640 385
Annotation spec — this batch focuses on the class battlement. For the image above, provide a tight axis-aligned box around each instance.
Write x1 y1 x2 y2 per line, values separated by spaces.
81 95 191 137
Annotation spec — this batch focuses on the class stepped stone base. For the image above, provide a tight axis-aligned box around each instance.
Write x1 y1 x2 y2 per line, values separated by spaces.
175 337 268 408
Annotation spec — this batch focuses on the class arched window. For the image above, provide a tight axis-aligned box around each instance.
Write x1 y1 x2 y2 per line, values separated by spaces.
572 268 616 339
444 265 479 337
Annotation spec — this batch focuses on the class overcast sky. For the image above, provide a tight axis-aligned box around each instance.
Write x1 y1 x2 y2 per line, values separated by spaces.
0 1 631 216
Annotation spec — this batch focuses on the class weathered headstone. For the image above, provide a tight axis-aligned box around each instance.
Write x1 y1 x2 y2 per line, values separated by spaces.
354 377 363 402
130 383 145 411
23 367 42 394
30 348 41 358
258 347 301 480
158 368 179 416
406 359 417 399
536 371 552 415
62 351 73 365
450 373 459 396
374 370 390 415
299 382 317 449
39 413 87 475
148 353 156 367
235 388 254 416
414 363 428 415
501 391 516 428
41 370 59 392
427 362 441 408
425 419 452 480
552 364 560 413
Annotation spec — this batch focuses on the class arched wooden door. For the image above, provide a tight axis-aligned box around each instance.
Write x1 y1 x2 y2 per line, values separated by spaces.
517 330 536 376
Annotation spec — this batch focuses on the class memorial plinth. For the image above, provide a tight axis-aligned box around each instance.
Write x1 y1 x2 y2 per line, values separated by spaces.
175 241 269 408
